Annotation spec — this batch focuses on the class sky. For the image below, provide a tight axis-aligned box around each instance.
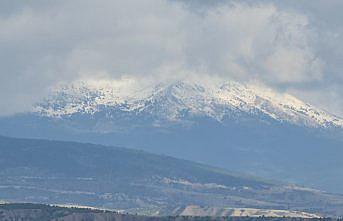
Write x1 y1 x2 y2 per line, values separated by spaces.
0 0 342 116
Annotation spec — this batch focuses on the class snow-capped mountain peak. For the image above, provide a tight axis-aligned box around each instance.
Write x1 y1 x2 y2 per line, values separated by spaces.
35 79 343 129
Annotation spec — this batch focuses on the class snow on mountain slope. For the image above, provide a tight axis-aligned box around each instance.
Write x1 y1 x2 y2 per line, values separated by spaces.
35 78 343 129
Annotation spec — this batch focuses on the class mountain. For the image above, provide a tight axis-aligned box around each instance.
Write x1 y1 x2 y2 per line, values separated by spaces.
35 79 343 128
0 79 342 193
1 136 343 216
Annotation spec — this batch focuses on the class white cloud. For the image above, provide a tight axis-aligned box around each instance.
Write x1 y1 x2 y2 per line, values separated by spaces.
0 0 340 116
183 3 322 84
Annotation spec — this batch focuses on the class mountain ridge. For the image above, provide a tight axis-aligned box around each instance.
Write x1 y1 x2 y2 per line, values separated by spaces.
35 79 343 129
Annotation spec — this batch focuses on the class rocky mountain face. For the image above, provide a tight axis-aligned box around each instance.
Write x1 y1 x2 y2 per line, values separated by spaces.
1 136 343 216
0 79 342 193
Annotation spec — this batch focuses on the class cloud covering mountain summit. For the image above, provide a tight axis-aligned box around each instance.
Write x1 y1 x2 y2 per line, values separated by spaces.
0 0 342 116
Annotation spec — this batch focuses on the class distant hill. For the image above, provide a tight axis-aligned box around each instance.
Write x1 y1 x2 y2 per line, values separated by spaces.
0 203 336 221
1 136 343 216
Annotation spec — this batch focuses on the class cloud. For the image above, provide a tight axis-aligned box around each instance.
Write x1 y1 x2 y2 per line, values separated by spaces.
182 3 323 84
0 0 341 116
